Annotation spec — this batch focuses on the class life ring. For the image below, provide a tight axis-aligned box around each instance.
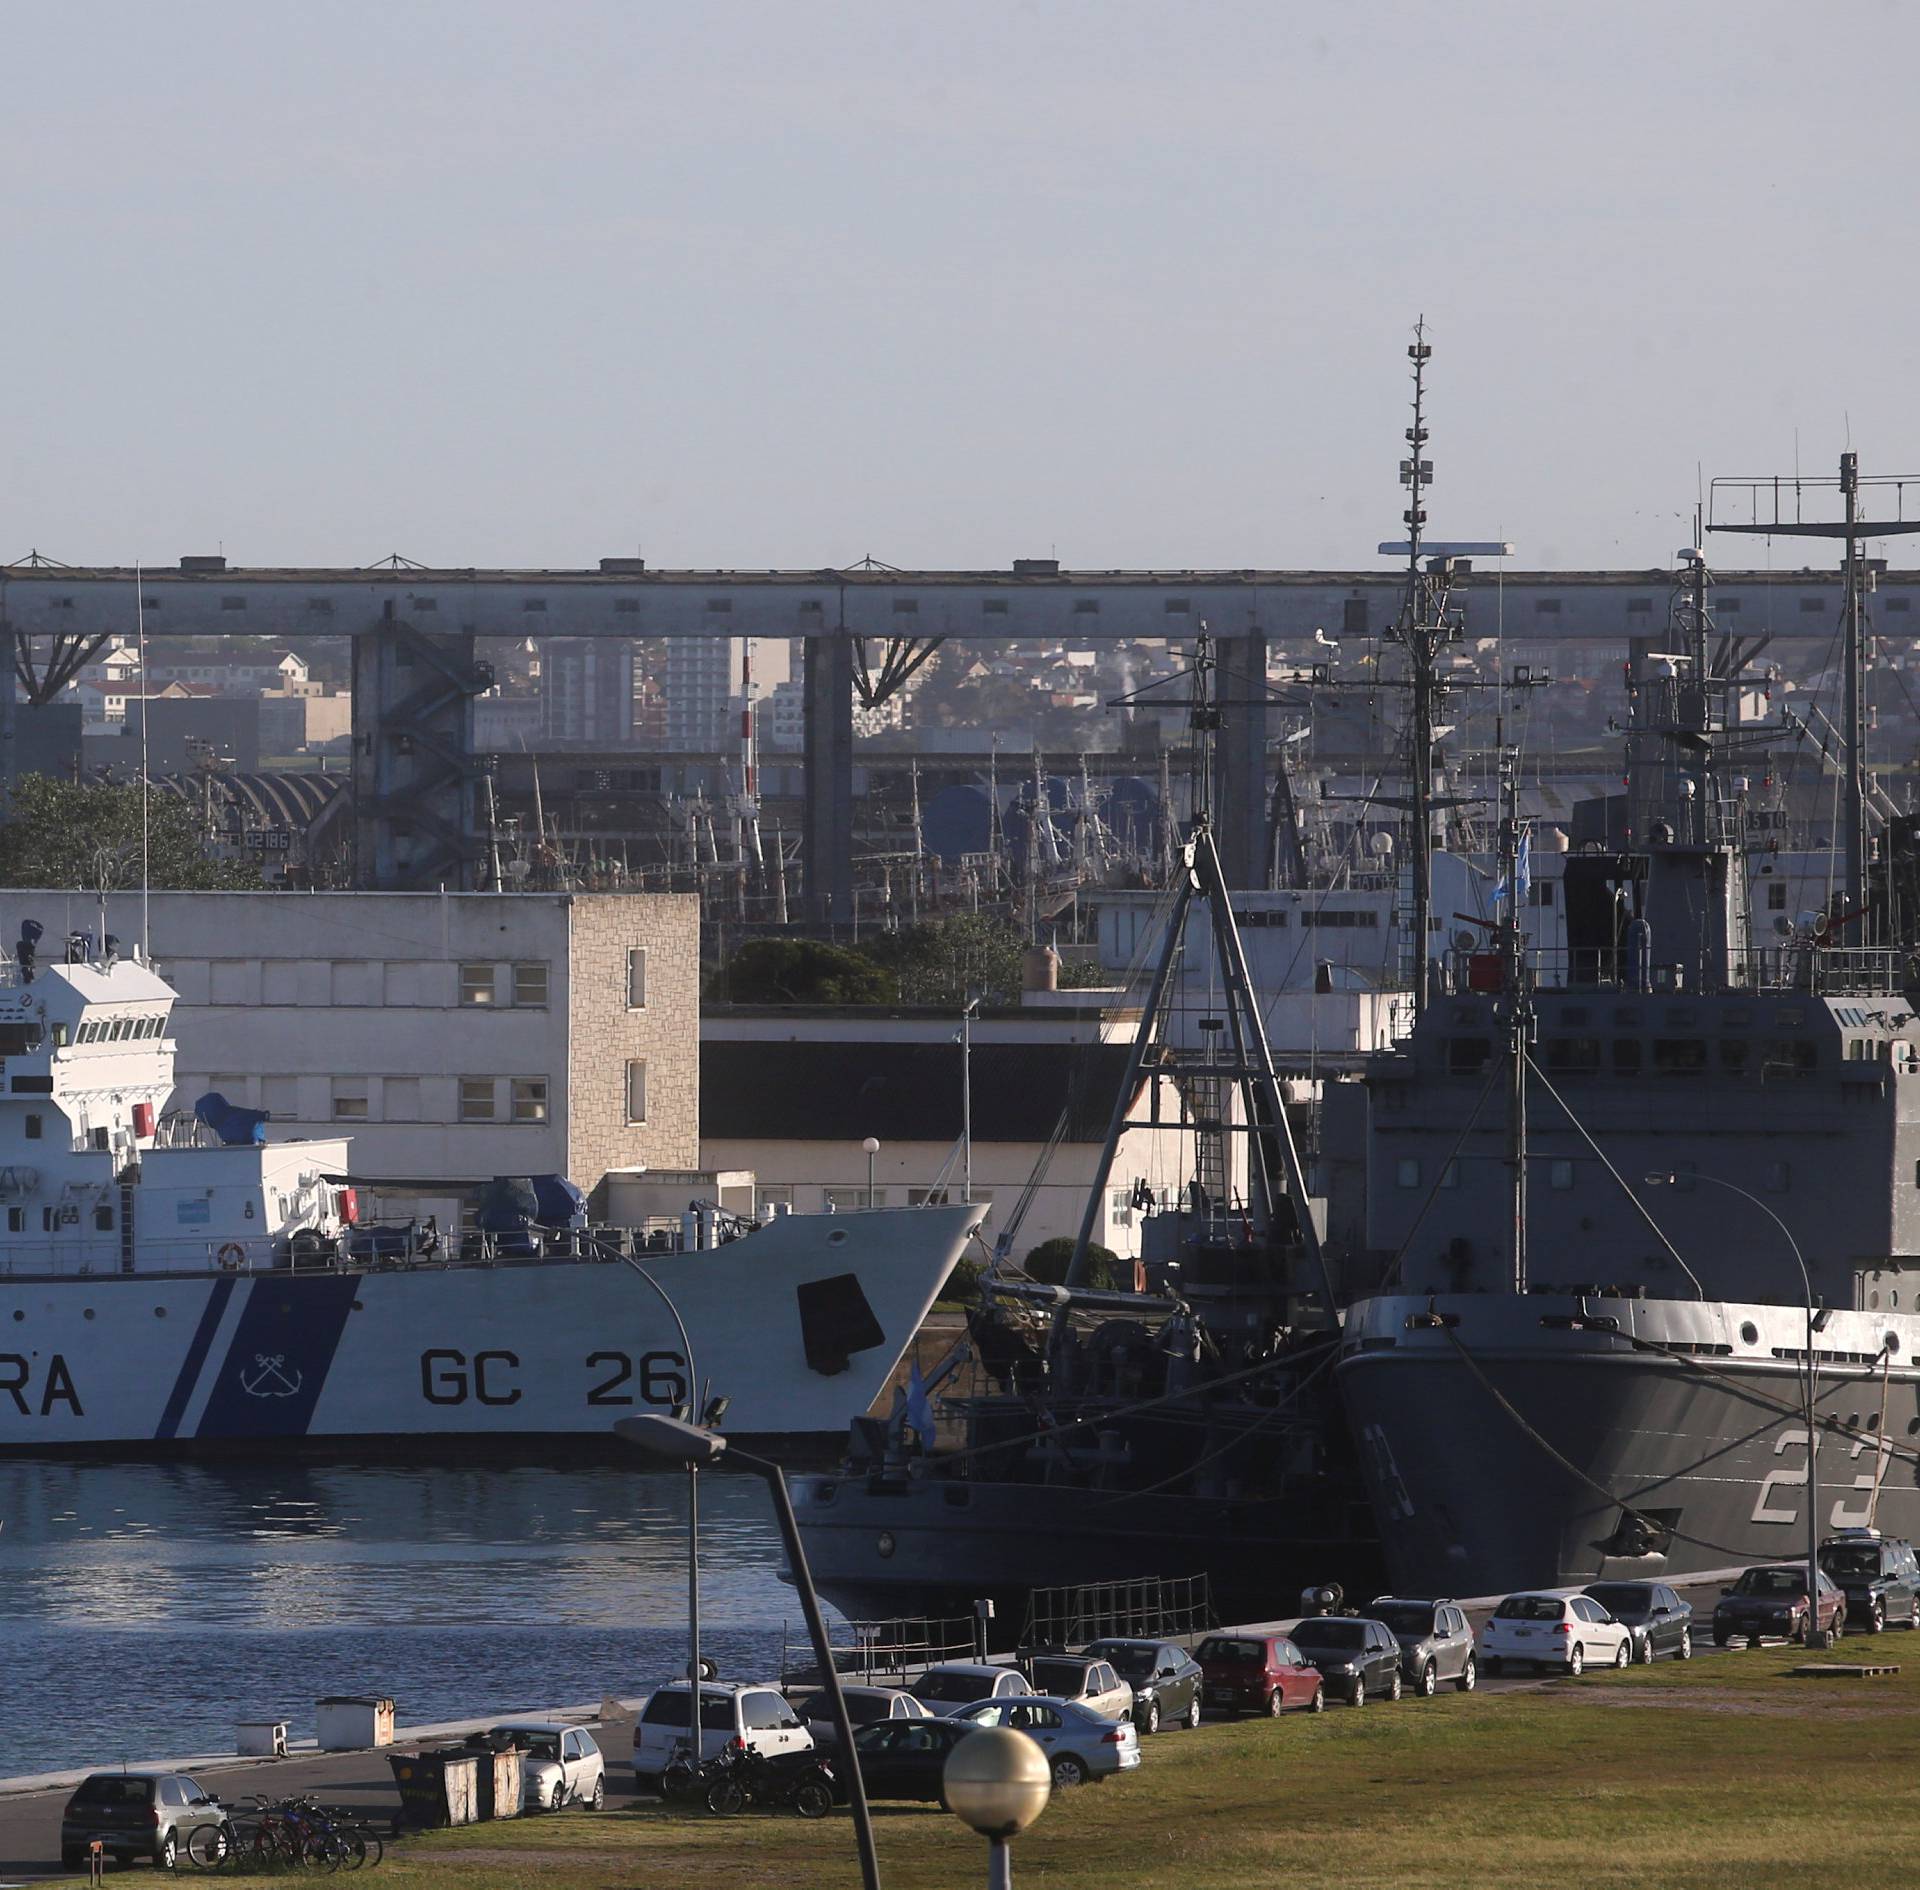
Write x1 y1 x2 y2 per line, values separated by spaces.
216 1242 248 1269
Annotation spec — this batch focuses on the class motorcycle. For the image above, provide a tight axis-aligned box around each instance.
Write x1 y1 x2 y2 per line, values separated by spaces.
702 1742 837 1819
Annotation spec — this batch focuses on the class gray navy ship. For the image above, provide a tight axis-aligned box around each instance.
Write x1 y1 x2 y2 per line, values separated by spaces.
795 378 1920 1622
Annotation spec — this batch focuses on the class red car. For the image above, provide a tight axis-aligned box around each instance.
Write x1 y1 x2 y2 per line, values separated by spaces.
1194 1632 1324 1717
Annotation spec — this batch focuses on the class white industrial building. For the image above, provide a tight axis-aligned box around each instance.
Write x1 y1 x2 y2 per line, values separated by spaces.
0 890 700 1232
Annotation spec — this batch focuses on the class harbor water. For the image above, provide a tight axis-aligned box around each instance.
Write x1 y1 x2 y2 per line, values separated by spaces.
0 1459 820 1780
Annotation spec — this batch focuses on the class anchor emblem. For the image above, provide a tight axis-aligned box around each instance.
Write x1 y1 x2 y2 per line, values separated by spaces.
240 1353 304 1399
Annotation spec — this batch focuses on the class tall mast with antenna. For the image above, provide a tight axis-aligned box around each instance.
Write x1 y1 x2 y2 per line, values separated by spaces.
1708 452 1920 919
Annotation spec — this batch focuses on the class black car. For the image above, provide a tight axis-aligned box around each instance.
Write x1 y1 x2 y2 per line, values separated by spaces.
1582 1581 1694 1663
1818 1530 1920 1633
1081 1638 1206 1733
849 1717 977 1803
1287 1616 1404 1706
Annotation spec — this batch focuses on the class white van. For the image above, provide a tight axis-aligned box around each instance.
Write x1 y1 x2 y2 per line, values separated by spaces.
631 1682 813 1789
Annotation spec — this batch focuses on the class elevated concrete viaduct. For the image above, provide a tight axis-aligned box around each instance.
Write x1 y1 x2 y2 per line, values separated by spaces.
0 561 1897 902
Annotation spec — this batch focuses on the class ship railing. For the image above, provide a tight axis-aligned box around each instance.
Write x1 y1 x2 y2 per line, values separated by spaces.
1021 1572 1217 1652
1445 944 1907 998
780 1615 986 1689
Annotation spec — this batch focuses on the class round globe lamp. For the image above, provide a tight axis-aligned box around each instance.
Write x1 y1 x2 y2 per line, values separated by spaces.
944 1728 1051 1888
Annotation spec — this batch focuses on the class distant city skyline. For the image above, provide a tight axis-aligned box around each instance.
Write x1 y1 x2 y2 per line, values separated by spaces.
2 0 1915 574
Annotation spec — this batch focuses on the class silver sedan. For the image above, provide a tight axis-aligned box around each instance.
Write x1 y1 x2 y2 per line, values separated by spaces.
949 1694 1142 1788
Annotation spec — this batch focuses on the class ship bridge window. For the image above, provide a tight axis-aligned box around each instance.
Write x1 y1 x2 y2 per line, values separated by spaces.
1612 1039 1643 1075
1447 1037 1492 1075
1545 1038 1601 1074
1719 1039 1750 1073
1653 1039 1707 1073
1761 1040 1818 1076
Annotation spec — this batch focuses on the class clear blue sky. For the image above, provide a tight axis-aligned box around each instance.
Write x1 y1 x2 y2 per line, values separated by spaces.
2 0 1914 572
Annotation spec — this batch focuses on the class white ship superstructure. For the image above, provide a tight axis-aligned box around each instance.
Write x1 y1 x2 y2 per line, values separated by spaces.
0 926 976 1452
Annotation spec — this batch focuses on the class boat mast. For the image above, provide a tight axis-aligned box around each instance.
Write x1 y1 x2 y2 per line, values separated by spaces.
1397 322 1438 1016
1842 453 1868 914
1497 743 1531 1293
1708 452 1920 923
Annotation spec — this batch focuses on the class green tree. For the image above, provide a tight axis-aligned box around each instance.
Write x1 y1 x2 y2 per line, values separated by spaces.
0 775 262 891
1021 1235 1118 1290
718 935 896 1004
860 913 1029 1006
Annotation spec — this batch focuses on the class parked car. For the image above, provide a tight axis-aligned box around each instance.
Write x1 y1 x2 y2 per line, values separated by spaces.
1713 1565 1846 1648
61 1772 229 1872
951 1695 1142 1787
1194 1632 1325 1717
472 1722 606 1812
1479 1592 1634 1676
1819 1529 1920 1633
908 1662 1033 1717
849 1716 978 1803
1581 1581 1694 1663
633 1681 812 1791
1368 1597 1478 1694
791 1684 931 1757
1286 1617 1405 1706
1081 1638 1205 1732
1023 1654 1134 1722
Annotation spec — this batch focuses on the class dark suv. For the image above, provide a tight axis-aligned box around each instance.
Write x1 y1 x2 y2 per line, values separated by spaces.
62 1772 229 1871
1287 1616 1404 1706
1713 1564 1846 1648
1818 1530 1920 1633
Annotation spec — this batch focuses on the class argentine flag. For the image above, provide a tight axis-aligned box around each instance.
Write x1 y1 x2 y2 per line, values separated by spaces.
1492 831 1532 907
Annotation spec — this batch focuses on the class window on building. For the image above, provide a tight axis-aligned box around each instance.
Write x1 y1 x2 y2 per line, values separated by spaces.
510 1078 549 1123
1545 1038 1601 1074
625 1059 648 1124
1438 1161 1460 1190
511 962 549 1007
910 1187 952 1205
1612 1040 1643 1076
411 597 438 612
826 1186 887 1210
332 1082 368 1121
23 1114 41 1140
627 948 648 1010
382 1077 420 1121
94 1205 113 1231
1342 597 1370 635
1719 1039 1750 1074
1652 1039 1707 1073
262 1075 299 1117
1767 881 1788 911
1550 1159 1575 1191
1395 1158 1421 1189
459 963 497 1007
981 600 1010 616
459 1078 497 1123
5 1207 20 1232
1532 880 1555 907
756 1186 794 1216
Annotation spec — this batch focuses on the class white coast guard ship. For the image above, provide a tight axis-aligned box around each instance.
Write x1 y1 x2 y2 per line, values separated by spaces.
0 925 976 1454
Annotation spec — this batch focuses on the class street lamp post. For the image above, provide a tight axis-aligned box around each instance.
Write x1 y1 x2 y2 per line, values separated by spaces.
614 1413 881 1890
862 1136 881 1209
1646 1170 1827 1639
944 1726 1051 1890
608 1248 707 1705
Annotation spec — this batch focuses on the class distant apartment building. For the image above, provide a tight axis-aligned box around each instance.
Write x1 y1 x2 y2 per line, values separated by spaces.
541 638 637 744
666 637 790 752
0 890 701 1230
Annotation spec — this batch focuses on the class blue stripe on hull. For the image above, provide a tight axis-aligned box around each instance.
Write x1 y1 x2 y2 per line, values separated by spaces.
195 1275 361 1439
153 1275 237 1440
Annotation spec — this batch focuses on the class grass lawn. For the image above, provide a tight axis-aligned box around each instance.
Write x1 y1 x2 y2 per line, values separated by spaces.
360 1646 1920 1890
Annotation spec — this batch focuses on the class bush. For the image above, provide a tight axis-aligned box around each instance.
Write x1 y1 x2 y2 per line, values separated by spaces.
1021 1236 1118 1291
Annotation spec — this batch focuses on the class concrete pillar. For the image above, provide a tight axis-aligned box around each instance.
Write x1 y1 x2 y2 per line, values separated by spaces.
1211 626 1269 890
803 634 854 922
